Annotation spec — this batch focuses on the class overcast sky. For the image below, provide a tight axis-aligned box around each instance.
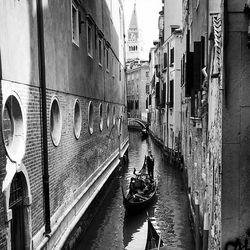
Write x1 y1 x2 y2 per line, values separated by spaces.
123 0 163 60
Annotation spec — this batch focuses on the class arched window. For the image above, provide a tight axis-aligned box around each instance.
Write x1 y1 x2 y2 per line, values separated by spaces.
106 104 110 128
73 99 81 139
2 94 25 161
112 106 116 126
88 101 94 134
99 103 103 131
50 97 62 146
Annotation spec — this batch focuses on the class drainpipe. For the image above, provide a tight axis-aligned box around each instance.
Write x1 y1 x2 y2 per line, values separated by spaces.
222 0 227 106
37 0 51 235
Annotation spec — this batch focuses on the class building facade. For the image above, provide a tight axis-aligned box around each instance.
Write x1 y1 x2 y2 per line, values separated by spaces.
127 63 149 121
148 0 250 249
149 0 183 153
0 0 128 249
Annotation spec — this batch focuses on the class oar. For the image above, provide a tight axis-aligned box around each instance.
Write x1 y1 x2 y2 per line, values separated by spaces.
157 233 162 250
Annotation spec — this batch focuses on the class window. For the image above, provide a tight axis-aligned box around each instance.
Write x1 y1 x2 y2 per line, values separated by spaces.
71 2 79 46
99 103 103 131
2 94 25 161
164 53 168 68
87 23 93 56
88 101 94 134
98 38 102 65
170 48 174 66
171 27 177 33
50 97 62 146
73 99 81 139
112 106 116 125
146 71 149 77
106 104 110 128
106 47 109 71
169 80 174 108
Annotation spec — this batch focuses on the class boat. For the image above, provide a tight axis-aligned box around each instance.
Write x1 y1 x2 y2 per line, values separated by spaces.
122 163 156 213
145 219 164 250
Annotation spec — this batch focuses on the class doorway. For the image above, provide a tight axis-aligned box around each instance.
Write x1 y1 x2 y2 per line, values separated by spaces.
9 172 25 250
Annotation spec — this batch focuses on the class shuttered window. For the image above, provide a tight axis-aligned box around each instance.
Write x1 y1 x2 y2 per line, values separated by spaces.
169 80 174 108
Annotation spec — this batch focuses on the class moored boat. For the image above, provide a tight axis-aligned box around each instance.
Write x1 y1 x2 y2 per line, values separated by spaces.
145 219 164 250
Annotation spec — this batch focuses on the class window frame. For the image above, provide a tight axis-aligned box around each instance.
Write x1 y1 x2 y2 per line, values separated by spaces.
106 47 109 72
71 1 80 46
98 37 103 66
87 21 93 57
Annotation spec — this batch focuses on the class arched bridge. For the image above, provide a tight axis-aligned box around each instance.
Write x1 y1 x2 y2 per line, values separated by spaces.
128 118 148 129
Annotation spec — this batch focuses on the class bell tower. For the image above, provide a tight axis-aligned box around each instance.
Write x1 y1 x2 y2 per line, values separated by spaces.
127 2 142 60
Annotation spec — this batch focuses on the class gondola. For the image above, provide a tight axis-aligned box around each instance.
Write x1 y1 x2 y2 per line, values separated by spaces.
122 164 156 213
145 219 164 250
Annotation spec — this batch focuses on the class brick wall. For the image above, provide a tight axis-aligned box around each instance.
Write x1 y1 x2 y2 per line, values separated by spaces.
0 80 128 247
0 86 7 248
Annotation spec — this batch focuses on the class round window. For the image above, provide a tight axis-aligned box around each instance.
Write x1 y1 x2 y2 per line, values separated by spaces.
106 104 110 128
50 97 62 146
73 99 81 139
2 94 25 162
112 106 116 126
99 103 103 132
88 101 94 134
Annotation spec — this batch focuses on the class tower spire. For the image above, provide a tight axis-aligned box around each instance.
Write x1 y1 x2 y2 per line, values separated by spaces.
127 0 142 61
129 1 138 29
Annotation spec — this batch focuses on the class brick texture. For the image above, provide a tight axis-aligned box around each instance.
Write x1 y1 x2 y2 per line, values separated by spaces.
0 81 128 247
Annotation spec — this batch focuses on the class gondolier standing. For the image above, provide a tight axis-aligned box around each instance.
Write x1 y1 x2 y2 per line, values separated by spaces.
147 150 154 179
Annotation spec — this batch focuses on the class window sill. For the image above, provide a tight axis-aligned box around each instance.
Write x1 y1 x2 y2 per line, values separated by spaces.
88 53 93 59
72 40 79 47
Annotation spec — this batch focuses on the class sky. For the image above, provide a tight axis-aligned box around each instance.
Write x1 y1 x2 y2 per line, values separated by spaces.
123 0 163 60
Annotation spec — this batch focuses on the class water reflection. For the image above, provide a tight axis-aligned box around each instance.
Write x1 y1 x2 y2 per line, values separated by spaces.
77 131 194 250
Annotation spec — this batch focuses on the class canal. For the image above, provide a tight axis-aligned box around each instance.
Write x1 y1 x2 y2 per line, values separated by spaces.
77 131 195 249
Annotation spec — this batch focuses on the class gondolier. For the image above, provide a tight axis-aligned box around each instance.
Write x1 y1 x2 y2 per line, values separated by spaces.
146 150 154 179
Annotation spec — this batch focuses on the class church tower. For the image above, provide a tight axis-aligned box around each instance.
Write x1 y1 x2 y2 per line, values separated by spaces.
127 3 143 61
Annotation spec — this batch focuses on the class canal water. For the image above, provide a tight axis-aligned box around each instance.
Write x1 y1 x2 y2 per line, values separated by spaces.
77 131 195 250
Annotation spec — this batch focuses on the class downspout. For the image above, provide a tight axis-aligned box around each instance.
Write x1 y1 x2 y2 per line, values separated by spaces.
37 0 51 235
222 0 227 106
206 0 209 67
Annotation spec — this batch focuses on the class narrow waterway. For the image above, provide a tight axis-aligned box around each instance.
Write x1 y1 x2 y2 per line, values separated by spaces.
77 131 195 249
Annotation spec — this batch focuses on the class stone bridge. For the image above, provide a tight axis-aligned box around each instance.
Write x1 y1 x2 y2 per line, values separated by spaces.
128 118 148 129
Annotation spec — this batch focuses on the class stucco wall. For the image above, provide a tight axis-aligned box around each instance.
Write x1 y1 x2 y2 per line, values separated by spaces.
221 2 250 246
